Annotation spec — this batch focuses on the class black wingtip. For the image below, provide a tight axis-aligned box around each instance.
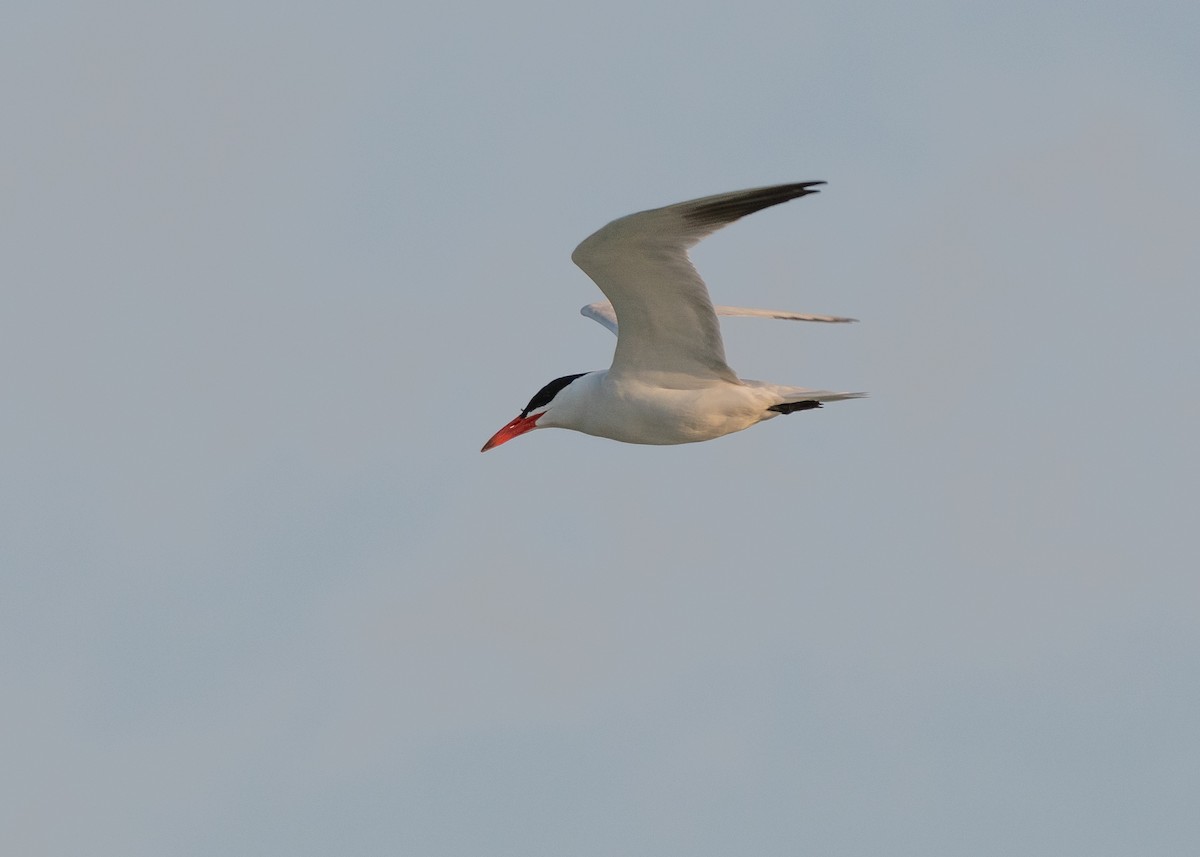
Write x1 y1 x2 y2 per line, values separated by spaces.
684 182 827 229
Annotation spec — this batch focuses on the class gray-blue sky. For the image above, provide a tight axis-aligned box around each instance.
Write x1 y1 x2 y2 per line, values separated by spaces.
3 1 1198 854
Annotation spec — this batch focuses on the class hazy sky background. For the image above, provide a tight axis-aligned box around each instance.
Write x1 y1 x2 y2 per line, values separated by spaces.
4 1 1198 854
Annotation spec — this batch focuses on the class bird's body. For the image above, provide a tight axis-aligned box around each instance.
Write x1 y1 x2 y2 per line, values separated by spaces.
536 371 854 446
482 182 863 452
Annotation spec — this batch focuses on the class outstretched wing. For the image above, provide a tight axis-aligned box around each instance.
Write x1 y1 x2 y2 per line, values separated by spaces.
581 300 856 335
570 182 824 382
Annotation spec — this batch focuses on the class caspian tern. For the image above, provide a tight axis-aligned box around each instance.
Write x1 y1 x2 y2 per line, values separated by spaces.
482 182 864 452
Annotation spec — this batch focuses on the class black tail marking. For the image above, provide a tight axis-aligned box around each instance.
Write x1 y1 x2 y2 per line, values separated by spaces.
768 401 823 415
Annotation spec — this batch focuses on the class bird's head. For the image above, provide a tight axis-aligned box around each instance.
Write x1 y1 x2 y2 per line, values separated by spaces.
481 372 591 452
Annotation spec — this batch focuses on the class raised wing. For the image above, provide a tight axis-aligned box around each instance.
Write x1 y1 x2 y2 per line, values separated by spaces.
570 182 825 382
581 300 856 335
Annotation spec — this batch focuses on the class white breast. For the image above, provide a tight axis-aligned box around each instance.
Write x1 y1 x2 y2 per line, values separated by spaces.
538 371 778 445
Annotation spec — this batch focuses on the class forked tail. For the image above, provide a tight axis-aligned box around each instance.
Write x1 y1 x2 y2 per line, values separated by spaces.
768 390 866 414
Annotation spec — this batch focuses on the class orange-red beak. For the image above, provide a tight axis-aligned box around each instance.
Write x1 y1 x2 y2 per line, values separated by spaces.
481 413 540 452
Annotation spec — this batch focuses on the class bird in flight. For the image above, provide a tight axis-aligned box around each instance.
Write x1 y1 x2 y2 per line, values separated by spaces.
482 182 863 452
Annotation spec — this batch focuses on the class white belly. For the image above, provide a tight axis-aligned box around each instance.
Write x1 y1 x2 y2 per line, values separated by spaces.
545 371 777 445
